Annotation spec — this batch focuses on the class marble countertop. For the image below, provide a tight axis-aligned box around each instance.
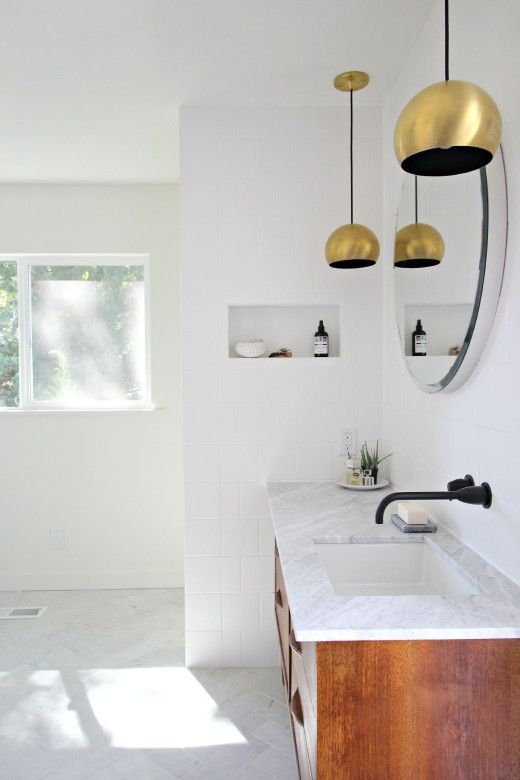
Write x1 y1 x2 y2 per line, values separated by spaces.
267 481 520 642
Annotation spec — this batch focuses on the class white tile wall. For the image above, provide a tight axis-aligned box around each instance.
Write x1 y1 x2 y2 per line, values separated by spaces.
223 594 261 629
220 444 259 482
185 556 222 594
185 594 222 631
181 106 384 666
185 520 221 557
382 0 520 585
185 483 221 520
222 517 258 556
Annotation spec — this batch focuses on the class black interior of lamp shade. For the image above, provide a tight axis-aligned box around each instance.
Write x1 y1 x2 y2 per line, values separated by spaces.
329 259 376 268
402 146 492 176
394 258 441 268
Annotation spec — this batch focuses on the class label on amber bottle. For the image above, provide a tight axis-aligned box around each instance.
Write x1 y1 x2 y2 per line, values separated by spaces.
314 336 328 356
414 334 427 353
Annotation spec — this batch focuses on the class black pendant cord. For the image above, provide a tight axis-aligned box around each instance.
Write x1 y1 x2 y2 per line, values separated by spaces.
444 0 449 81
415 176 418 223
349 89 353 223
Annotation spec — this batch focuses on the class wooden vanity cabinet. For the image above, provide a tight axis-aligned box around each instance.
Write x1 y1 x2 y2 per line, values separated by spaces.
274 545 520 780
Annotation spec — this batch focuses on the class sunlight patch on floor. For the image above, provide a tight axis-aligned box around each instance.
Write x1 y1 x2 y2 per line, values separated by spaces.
1 667 248 752
79 666 248 749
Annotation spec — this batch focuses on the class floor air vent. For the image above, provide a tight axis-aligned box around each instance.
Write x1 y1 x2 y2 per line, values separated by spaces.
0 607 47 619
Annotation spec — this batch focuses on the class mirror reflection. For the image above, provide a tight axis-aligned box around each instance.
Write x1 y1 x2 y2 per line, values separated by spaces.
394 163 486 390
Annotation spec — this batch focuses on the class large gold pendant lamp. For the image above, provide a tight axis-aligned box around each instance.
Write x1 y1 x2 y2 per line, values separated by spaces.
325 71 379 268
394 177 445 268
394 0 501 176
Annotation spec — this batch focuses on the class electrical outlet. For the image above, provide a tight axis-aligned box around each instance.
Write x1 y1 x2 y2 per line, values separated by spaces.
49 529 65 551
337 427 357 456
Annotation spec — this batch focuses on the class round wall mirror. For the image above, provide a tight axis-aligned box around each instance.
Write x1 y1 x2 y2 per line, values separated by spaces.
393 148 508 393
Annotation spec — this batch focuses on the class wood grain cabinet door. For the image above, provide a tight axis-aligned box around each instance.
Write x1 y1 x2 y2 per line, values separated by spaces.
316 639 520 780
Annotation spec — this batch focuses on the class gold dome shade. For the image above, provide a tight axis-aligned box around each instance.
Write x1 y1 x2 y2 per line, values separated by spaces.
394 222 445 268
325 223 380 268
394 80 502 176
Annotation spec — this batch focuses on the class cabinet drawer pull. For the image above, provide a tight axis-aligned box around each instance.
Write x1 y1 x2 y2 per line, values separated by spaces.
290 688 304 728
289 630 302 657
275 588 283 608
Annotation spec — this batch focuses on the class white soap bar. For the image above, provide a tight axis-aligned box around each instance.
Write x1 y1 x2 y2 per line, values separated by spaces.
397 501 428 525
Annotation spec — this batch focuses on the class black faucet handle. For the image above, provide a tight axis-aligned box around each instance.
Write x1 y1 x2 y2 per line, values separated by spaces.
457 483 492 509
447 474 475 491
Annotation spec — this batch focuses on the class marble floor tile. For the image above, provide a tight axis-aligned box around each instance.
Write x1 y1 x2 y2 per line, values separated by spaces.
251 746 300 780
0 588 297 779
251 718 294 756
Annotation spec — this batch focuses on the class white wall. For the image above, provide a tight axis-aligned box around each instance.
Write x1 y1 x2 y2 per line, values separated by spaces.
181 106 384 666
382 0 520 582
0 184 183 590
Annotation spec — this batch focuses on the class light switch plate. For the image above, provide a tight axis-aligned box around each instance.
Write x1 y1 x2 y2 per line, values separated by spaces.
49 528 65 551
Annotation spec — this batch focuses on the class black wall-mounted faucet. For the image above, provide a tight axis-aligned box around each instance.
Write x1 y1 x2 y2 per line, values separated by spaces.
375 475 492 524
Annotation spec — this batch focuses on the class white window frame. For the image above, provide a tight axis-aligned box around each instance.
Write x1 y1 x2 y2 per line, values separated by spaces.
4 253 151 410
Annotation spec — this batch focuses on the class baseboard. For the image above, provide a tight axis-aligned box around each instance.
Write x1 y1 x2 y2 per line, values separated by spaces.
0 569 184 591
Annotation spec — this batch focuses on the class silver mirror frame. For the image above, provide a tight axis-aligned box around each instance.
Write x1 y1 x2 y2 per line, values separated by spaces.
393 147 508 394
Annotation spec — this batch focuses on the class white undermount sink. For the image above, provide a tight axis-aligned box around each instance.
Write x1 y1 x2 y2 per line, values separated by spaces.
314 541 482 596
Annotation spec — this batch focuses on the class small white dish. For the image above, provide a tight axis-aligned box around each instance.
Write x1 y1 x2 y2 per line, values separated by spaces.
234 339 264 358
335 479 390 491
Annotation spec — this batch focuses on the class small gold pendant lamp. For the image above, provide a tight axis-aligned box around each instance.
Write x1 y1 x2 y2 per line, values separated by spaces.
394 177 445 268
325 71 380 268
394 0 501 176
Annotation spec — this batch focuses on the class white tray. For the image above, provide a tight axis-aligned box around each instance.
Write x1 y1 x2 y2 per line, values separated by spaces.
335 479 390 491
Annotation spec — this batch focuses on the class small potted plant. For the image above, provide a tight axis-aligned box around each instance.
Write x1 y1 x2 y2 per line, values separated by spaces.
360 441 392 485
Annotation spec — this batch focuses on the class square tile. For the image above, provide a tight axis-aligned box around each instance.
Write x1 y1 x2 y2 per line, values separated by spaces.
185 520 221 557
221 445 258 482
239 407 277 444
185 594 222 631
222 557 241 592
241 556 274 593
240 483 271 519
259 518 275 556
185 557 222 594
184 445 221 483
276 404 315 443
221 483 241 518
295 442 334 480
222 630 242 667
185 629 222 666
221 370 259 406
184 407 220 443
222 518 259 556
185 483 221 520
242 628 280 667
223 594 261 630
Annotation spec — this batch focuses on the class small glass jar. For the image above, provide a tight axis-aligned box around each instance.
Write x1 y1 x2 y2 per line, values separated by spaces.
346 456 362 486
363 469 375 486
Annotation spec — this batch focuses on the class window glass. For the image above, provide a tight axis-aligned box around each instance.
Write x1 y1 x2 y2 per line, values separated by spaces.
0 261 19 407
30 265 146 405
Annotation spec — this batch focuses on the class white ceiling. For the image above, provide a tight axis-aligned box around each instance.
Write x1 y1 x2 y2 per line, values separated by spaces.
0 0 436 182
